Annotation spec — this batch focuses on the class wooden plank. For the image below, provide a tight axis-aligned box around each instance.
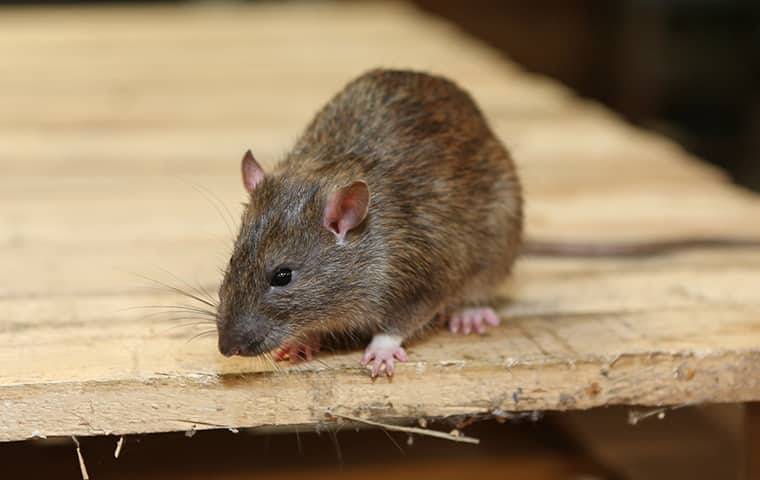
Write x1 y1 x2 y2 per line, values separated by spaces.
1 2 760 443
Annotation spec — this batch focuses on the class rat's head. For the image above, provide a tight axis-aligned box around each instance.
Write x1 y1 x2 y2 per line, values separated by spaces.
216 150 371 357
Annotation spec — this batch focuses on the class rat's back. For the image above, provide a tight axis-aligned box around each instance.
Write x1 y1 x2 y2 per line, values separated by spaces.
286 69 496 180
283 68 522 324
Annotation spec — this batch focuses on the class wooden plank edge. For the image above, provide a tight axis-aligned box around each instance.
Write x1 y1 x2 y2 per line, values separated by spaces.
2 349 759 442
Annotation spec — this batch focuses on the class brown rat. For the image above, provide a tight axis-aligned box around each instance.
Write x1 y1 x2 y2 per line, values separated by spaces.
215 68 760 376
216 68 522 376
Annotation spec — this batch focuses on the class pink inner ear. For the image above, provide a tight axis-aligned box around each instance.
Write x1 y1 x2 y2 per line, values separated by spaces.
241 149 265 193
323 181 370 240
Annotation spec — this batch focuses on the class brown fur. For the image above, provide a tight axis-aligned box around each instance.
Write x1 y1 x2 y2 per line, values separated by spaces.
216 69 523 356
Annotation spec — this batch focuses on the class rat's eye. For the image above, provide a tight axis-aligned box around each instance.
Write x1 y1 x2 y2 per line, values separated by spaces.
270 267 292 287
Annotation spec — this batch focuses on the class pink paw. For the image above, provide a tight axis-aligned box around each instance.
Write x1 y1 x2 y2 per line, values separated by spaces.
361 334 407 377
274 340 320 362
448 307 500 335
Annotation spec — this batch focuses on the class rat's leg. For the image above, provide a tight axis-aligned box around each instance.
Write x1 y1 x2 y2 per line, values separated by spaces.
444 284 502 335
447 307 500 335
361 333 408 377
274 333 321 362
360 303 439 377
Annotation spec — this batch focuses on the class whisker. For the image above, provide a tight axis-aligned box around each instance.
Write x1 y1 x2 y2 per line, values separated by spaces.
146 313 217 324
127 305 218 316
195 281 218 308
315 357 331 368
260 351 281 373
151 315 216 325
182 179 237 239
132 310 218 325
185 330 217 344
168 321 218 330
134 273 217 309
158 322 218 336
153 266 219 308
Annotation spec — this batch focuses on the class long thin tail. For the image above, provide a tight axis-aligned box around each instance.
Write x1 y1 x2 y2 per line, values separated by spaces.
521 237 760 258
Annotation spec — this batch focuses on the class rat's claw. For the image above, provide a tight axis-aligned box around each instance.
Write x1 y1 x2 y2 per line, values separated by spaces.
302 345 313 361
274 347 289 361
360 350 374 366
275 339 320 362
462 314 473 335
447 307 500 335
368 349 408 376
449 314 462 333
361 334 407 377
483 309 500 326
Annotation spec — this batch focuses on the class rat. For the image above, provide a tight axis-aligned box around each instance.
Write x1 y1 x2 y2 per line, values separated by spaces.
214 68 760 376
215 68 522 376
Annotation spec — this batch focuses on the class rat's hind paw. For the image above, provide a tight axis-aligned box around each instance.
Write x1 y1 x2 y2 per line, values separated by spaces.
274 340 320 362
448 307 500 335
361 334 407 377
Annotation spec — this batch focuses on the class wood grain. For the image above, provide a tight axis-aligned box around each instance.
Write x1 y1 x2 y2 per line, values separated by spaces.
1 2 760 443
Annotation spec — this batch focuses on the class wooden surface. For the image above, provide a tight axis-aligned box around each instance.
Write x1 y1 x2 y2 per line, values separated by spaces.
2 2 760 443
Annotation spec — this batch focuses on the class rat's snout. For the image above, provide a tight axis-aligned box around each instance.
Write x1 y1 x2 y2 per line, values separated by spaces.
218 332 243 357
217 317 273 357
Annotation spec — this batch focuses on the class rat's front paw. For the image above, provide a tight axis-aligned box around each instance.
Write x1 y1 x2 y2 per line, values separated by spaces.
361 334 407 377
448 307 500 335
274 340 320 362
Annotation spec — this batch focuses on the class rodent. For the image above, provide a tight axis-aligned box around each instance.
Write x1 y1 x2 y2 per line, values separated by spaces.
215 68 760 376
216 68 522 376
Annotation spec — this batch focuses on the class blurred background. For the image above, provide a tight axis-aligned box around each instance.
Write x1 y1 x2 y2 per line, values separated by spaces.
6 0 759 190
413 0 760 191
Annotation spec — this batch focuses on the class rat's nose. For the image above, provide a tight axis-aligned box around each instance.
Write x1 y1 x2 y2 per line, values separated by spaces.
218 333 241 357
217 326 269 357
220 345 241 357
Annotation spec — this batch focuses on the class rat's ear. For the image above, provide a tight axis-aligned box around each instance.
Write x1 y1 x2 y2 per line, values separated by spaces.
323 181 370 242
241 149 265 193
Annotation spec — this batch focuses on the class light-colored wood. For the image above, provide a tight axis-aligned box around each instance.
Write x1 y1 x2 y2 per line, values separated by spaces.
1 2 760 443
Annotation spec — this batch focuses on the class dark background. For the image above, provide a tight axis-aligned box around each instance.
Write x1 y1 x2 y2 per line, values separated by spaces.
7 0 759 191
414 0 760 192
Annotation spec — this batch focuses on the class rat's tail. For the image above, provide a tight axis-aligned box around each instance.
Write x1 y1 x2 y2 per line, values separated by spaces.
521 237 760 258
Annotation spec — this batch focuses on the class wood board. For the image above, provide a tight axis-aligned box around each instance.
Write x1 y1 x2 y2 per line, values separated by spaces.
1 2 760 442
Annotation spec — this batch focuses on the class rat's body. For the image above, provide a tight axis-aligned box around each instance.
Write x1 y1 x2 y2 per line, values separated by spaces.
216 69 522 375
